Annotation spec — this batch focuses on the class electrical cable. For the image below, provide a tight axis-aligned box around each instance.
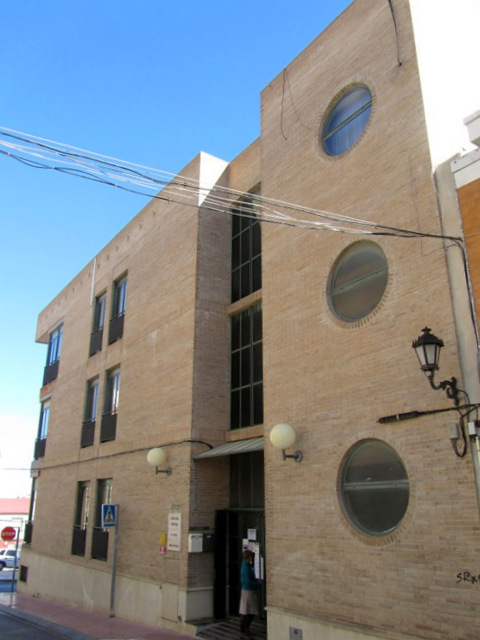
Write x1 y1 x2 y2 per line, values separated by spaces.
0 125 465 243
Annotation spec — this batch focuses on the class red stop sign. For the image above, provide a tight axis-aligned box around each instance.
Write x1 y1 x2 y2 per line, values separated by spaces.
1 526 16 542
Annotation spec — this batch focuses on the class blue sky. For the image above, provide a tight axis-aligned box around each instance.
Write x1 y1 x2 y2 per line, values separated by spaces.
0 0 351 497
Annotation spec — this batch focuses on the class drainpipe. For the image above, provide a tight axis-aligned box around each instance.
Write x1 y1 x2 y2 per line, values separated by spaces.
434 159 480 521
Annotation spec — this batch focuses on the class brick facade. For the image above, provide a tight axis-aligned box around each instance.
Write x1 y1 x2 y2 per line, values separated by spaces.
21 2 480 639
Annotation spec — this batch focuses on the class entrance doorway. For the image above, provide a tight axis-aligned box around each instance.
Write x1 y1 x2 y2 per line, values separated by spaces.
214 509 266 620
213 449 265 620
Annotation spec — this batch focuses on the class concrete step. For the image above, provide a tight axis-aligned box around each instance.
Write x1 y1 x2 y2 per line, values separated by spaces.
196 616 266 640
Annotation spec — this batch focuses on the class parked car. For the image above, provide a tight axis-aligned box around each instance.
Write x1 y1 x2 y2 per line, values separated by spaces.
0 548 20 570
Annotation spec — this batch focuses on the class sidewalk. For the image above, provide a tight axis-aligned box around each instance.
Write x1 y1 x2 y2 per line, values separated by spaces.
0 590 195 640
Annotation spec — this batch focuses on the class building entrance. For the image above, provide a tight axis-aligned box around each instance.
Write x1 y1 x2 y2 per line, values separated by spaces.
213 449 265 620
214 509 266 620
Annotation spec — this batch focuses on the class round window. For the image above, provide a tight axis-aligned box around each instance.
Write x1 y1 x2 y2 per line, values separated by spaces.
340 440 409 536
321 85 372 156
328 241 388 322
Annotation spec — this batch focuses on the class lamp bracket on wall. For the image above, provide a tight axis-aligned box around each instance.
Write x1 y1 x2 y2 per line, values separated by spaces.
155 466 172 476
282 450 303 463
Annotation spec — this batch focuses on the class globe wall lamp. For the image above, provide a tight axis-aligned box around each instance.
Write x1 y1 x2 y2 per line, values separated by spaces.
147 447 172 476
270 423 303 463
412 327 460 408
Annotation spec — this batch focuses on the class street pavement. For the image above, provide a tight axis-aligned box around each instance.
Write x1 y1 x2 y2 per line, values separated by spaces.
0 570 266 639
0 583 197 640
0 606 92 640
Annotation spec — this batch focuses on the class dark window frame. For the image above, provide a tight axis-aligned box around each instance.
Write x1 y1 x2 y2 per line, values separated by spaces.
108 276 127 344
231 194 262 303
71 481 90 556
43 325 63 384
34 401 50 459
91 478 112 561
89 293 106 356
230 305 263 430
100 368 120 442
81 378 98 447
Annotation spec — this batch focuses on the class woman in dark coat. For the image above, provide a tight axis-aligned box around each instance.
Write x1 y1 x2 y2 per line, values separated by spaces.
239 549 260 636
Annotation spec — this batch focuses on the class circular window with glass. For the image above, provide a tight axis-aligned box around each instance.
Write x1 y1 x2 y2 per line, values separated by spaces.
328 241 388 323
340 440 409 536
321 85 372 156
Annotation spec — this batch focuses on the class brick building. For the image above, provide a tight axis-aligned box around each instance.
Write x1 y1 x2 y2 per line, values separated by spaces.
20 2 480 639
451 112 480 322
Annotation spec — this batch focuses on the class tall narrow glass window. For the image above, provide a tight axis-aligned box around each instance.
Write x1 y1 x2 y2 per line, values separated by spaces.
85 379 99 422
38 401 50 440
47 326 63 365
231 194 262 303
90 293 106 356
81 378 98 447
113 276 127 318
109 276 127 344
43 325 63 384
101 368 120 442
35 400 50 459
72 481 90 556
231 305 263 429
106 368 121 415
94 293 106 331
91 478 112 561
76 482 90 528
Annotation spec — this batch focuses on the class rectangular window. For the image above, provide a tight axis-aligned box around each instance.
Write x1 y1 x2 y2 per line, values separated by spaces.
43 325 63 384
72 481 90 556
34 401 50 458
86 379 99 422
113 276 127 317
81 379 98 447
39 402 50 439
91 478 112 561
89 293 106 356
231 193 261 303
47 326 63 365
108 276 127 344
106 368 120 415
230 305 263 429
100 368 120 442
94 293 107 330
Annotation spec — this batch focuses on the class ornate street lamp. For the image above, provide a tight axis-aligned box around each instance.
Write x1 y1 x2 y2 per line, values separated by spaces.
412 327 460 407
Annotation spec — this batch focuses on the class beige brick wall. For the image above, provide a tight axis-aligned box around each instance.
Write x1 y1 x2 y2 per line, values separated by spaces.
25 1 480 638
28 144 261 615
458 177 480 321
260 1 480 639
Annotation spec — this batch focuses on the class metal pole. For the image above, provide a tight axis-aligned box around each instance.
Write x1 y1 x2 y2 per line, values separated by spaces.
109 506 119 618
9 527 20 605
469 437 480 520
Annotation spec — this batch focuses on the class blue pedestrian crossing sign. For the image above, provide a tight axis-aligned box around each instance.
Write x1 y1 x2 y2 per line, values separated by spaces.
102 504 118 528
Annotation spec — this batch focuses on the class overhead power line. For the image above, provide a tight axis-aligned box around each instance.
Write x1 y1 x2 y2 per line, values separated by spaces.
0 125 463 242
0 125 476 348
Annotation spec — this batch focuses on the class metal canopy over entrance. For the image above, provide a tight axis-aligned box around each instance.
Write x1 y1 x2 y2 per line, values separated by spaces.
195 437 264 459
